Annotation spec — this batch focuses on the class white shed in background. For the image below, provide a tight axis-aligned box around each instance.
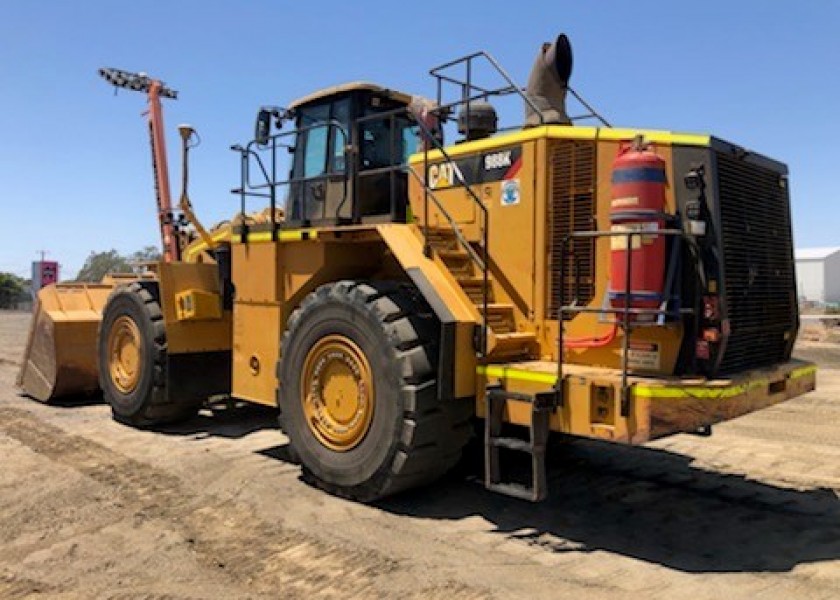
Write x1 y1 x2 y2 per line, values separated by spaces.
795 247 840 305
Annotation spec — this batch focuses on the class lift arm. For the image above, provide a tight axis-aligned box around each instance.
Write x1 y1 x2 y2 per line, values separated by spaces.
99 67 181 262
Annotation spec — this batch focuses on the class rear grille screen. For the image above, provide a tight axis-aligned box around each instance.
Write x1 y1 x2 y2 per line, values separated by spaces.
716 152 797 373
548 140 596 320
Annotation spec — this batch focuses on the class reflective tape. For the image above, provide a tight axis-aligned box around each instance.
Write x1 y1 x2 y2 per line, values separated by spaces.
230 229 318 244
476 363 817 400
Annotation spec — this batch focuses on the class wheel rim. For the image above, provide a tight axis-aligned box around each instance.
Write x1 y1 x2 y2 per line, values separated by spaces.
301 334 374 451
108 315 143 394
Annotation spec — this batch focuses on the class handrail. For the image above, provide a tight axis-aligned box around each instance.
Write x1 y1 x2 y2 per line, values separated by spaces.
405 168 485 271
429 51 545 126
408 104 491 356
557 227 700 417
428 50 610 132
423 49 563 357
231 120 349 234
567 87 611 127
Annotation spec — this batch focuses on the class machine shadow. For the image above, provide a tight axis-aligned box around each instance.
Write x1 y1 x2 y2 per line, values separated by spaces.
71 395 840 574
374 438 840 574
19 390 106 408
157 401 280 440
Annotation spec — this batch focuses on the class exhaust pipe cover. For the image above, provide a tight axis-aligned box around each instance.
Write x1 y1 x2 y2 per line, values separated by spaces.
525 34 573 126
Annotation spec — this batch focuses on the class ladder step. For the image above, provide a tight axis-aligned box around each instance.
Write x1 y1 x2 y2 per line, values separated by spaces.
486 332 536 359
478 302 513 313
486 388 535 403
437 250 471 262
484 385 552 502
486 387 561 411
488 437 541 453
458 277 493 302
485 482 543 502
424 226 459 237
426 236 460 251
457 276 487 286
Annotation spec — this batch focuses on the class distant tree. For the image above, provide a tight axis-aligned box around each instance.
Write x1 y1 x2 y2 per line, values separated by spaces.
129 245 162 264
75 250 133 282
0 272 26 309
74 246 163 282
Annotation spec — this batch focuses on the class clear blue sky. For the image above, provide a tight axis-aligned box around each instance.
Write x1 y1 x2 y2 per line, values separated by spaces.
1 1 838 279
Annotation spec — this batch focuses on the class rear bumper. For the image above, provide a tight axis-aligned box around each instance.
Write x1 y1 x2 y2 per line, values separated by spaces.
643 359 816 440
477 359 816 444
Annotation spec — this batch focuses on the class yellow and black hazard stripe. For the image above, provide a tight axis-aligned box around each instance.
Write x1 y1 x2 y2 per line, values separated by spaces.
476 363 816 401
183 228 319 262
231 229 319 244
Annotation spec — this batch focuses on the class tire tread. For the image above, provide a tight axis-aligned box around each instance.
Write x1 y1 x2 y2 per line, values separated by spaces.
100 282 199 428
278 280 473 501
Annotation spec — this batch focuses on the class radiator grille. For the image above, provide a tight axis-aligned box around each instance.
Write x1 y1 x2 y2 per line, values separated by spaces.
548 140 596 320
716 152 797 373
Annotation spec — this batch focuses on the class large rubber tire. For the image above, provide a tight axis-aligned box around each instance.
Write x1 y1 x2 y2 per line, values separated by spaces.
98 282 199 428
278 280 473 502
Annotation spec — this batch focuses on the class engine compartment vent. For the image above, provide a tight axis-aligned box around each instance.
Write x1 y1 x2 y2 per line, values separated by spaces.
716 152 797 373
548 140 596 320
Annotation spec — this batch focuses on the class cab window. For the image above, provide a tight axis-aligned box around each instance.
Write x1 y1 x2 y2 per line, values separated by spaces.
294 100 350 178
304 125 328 178
329 98 350 173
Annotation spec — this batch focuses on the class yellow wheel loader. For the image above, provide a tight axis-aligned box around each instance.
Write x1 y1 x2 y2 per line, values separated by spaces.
18 34 816 502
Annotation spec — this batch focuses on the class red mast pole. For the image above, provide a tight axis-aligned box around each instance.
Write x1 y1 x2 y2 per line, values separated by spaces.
99 67 180 263
147 81 180 262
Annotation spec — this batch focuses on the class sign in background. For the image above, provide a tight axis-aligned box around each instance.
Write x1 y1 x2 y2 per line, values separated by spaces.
31 260 59 293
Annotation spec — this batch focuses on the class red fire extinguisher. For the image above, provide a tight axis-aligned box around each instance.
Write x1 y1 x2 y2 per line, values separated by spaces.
608 138 667 317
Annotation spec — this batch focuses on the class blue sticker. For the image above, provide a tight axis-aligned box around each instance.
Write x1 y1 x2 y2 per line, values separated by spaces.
501 179 520 206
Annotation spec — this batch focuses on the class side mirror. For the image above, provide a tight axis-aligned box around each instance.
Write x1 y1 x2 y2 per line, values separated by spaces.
255 109 272 145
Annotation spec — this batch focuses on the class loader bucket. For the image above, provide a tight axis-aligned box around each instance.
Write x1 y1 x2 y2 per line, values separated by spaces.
17 283 114 402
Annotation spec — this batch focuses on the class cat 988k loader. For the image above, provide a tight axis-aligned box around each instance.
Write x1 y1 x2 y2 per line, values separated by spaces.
19 33 816 502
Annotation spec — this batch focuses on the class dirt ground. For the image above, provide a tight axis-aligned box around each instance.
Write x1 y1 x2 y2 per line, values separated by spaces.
2 311 840 600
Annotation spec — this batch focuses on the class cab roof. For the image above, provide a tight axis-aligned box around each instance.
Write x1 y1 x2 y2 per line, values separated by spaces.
288 81 415 111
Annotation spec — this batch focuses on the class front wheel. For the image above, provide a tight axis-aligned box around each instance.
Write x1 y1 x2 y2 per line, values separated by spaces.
278 280 473 502
98 282 199 428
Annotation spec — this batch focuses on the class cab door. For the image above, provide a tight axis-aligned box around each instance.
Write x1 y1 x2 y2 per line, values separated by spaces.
287 98 351 224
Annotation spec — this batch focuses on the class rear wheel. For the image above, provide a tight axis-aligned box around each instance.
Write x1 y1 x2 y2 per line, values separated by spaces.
98 282 199 428
278 280 473 502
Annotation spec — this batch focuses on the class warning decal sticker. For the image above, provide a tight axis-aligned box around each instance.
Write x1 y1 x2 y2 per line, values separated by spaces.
626 341 661 371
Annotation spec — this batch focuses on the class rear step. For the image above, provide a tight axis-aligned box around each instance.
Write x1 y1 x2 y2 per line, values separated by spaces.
487 331 536 360
479 303 516 334
424 228 460 251
484 386 560 501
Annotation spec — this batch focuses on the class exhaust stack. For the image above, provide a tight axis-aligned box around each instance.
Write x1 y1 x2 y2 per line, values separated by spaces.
525 34 573 126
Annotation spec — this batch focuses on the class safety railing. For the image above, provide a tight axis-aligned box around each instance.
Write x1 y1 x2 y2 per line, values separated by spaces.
428 50 610 131
407 105 491 356
230 120 349 235
422 50 612 355
557 226 699 416
352 109 417 223
430 51 547 136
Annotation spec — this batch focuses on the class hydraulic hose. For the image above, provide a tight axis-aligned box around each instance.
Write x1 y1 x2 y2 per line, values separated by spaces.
563 323 619 349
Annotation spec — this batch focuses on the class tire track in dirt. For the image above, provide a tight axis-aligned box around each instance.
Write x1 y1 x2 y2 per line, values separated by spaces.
0 571 62 599
0 407 490 600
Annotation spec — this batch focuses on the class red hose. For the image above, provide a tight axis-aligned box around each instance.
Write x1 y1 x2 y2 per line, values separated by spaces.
563 323 618 349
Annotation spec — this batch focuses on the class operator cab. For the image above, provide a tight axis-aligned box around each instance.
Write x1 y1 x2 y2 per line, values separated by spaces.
249 82 422 228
